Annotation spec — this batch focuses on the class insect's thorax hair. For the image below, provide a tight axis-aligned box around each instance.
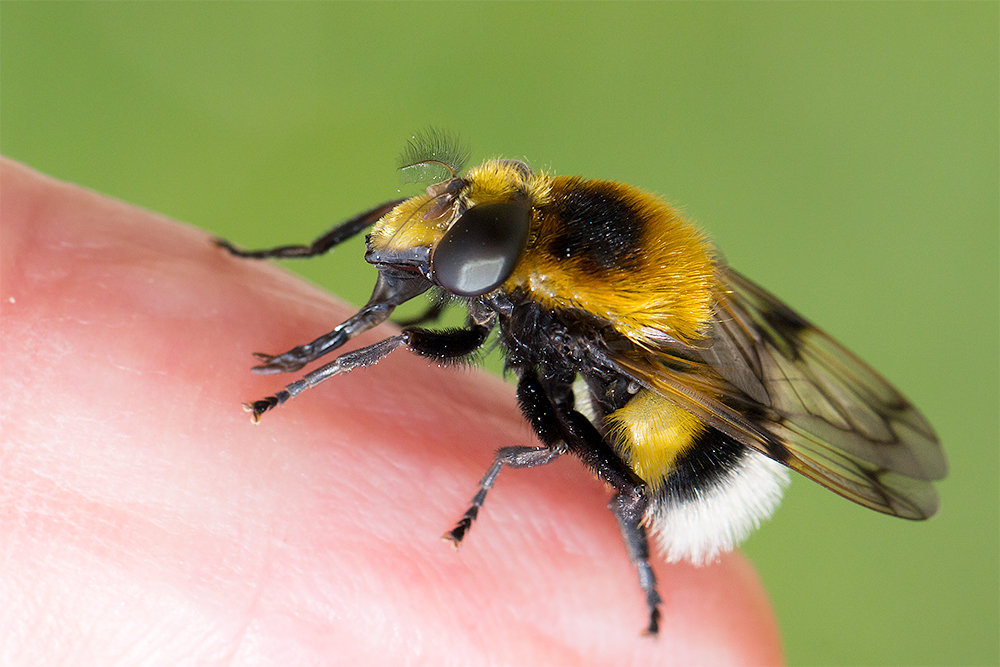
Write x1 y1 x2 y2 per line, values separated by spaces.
509 175 716 348
369 159 719 349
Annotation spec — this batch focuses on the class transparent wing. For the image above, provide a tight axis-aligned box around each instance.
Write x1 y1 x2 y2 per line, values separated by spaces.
606 266 945 519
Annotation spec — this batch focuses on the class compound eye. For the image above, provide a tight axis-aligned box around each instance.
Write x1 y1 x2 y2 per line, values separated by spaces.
432 199 531 297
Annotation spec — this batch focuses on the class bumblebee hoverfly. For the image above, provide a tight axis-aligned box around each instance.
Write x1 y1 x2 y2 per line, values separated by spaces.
216 132 946 635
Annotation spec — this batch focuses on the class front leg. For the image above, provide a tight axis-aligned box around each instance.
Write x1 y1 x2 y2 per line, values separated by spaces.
247 323 492 420
215 199 404 260
249 269 431 374
250 300 396 374
217 200 410 374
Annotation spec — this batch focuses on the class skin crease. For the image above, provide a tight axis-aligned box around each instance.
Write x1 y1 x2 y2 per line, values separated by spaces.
0 158 784 666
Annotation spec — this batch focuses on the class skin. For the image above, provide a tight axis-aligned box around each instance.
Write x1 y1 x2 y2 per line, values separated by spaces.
0 157 784 666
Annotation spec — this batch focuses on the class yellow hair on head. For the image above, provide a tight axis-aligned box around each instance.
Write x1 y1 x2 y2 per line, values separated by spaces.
369 193 449 252
465 160 553 207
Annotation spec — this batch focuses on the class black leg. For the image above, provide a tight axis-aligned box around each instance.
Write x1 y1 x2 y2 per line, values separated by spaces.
444 443 567 545
214 199 405 259
250 270 430 374
247 324 493 420
245 334 409 421
520 370 663 636
556 409 645 495
610 492 662 636
403 324 490 362
443 372 569 544
517 371 570 447
251 301 396 374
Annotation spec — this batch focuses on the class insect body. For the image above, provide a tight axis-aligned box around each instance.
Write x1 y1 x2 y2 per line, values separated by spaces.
216 135 946 635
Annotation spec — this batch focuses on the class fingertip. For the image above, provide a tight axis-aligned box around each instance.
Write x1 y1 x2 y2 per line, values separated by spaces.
1 160 783 664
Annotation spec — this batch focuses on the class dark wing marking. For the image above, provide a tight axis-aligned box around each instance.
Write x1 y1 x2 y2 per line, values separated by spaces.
603 266 945 519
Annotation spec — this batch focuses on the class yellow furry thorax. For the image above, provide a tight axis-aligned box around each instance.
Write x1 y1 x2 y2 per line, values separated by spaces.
369 159 718 347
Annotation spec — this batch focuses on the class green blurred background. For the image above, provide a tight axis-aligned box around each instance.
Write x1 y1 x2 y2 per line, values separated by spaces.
2 3 996 664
